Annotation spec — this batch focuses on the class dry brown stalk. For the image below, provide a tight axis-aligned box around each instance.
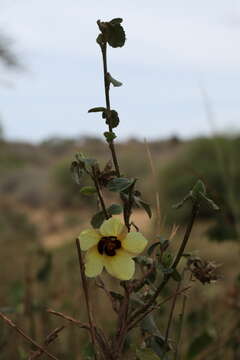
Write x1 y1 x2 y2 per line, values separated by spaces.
0 312 59 360
95 277 119 313
29 326 65 360
47 308 89 330
75 238 99 359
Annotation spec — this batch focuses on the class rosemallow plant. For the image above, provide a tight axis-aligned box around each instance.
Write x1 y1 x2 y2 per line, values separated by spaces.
0 18 220 360
66 18 220 360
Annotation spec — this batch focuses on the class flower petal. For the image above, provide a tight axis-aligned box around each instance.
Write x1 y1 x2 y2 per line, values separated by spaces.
85 246 104 277
104 250 135 280
122 231 147 255
100 217 124 237
78 229 101 251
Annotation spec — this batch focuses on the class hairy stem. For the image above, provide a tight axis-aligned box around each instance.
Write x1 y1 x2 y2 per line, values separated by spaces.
174 294 187 360
91 166 109 219
100 43 120 177
164 281 181 353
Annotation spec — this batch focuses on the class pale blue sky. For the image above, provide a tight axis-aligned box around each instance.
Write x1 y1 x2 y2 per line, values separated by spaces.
1 0 240 142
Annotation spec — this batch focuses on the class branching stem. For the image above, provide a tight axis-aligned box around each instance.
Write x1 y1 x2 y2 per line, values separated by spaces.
127 201 199 327
0 312 59 360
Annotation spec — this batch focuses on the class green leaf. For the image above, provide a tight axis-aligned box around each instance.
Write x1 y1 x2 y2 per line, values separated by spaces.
104 131 117 143
136 348 160 360
172 193 191 209
171 268 182 282
108 204 123 215
70 161 84 185
134 256 153 267
107 177 133 192
80 186 97 196
187 331 214 359
106 110 120 128
141 314 161 335
191 180 206 199
107 22 126 48
83 158 98 168
139 199 152 218
88 107 106 113
107 73 122 87
109 18 123 25
147 335 171 358
74 153 98 173
200 192 220 211
161 253 173 268
134 196 152 218
96 33 104 45
147 242 161 256
91 211 105 228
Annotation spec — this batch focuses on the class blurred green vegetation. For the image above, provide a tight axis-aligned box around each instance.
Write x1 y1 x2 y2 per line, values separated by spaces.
161 136 240 241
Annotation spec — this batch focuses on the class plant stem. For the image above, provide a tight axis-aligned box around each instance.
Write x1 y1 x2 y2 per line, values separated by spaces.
47 308 90 330
171 201 199 269
100 43 120 177
75 239 98 360
127 286 191 332
29 326 65 360
0 312 59 360
115 285 130 355
127 201 199 327
163 281 182 354
91 166 109 219
174 294 187 360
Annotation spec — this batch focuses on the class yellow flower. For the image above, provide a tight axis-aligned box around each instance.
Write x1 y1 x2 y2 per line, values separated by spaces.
78 217 148 280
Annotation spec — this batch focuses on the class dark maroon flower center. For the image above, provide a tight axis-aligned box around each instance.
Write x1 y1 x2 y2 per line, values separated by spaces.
97 236 121 256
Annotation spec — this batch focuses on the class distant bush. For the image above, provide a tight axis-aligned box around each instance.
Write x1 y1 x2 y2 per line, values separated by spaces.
0 202 37 243
0 142 46 171
161 136 240 241
0 168 50 208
